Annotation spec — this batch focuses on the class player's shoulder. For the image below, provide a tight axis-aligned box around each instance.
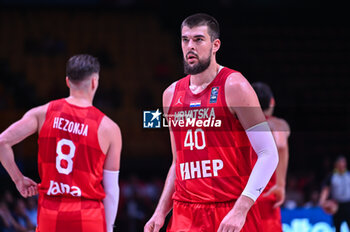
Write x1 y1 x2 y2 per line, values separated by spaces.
100 115 120 133
224 71 259 108
268 116 290 132
163 81 179 108
25 102 50 118
163 81 178 96
225 71 251 93
98 115 121 144
37 98 65 115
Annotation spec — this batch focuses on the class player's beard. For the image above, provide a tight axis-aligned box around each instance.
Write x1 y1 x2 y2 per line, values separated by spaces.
183 50 212 75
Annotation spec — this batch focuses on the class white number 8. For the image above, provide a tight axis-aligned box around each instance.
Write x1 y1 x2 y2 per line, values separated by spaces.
56 139 76 175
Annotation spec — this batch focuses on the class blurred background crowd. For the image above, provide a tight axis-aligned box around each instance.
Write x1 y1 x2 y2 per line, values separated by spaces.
0 0 349 231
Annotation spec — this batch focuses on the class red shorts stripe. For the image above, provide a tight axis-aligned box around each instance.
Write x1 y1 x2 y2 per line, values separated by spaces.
167 200 262 232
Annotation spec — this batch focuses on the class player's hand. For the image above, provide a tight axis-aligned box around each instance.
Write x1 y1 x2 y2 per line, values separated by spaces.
320 200 338 215
263 184 285 208
217 208 247 232
144 213 165 232
15 176 38 198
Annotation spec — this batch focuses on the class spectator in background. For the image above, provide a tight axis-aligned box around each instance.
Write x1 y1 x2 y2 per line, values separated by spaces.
0 199 12 231
12 198 35 231
121 175 163 232
319 155 350 232
0 190 33 232
284 175 304 209
304 189 320 208
25 197 37 227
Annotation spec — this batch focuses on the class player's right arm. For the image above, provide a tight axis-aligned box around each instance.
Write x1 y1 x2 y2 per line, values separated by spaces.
144 82 177 232
0 104 47 198
98 116 122 232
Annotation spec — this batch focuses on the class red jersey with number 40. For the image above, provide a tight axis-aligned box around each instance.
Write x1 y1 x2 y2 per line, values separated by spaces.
168 67 257 203
38 99 106 200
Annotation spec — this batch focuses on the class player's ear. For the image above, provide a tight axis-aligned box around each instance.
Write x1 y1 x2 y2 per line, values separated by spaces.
66 77 70 88
270 98 275 108
91 74 99 90
212 38 221 53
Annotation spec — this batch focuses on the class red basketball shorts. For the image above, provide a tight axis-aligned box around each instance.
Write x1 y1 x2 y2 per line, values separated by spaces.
167 200 262 232
256 194 282 232
36 195 106 232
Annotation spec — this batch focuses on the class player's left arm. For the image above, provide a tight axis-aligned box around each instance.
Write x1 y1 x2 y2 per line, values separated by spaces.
218 73 279 232
0 105 46 198
264 119 290 208
99 117 122 232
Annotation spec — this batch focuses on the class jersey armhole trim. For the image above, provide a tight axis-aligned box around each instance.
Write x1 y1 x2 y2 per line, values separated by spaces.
167 80 181 116
38 100 56 138
96 114 107 156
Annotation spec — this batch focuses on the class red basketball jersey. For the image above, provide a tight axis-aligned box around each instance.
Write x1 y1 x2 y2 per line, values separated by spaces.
168 67 257 203
38 99 106 201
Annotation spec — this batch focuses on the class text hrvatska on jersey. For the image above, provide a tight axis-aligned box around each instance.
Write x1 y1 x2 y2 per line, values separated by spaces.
163 107 222 128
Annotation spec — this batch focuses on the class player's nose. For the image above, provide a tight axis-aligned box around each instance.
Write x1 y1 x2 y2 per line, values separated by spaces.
187 39 195 50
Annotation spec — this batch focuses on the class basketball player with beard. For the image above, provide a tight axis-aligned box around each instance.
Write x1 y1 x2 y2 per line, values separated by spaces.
144 13 279 232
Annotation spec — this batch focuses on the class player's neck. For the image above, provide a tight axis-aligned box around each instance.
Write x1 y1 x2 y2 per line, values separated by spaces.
190 61 220 88
264 107 274 117
264 111 273 117
66 92 93 107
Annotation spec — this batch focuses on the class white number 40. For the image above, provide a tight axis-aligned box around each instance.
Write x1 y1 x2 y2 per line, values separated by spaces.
56 139 76 175
184 129 206 150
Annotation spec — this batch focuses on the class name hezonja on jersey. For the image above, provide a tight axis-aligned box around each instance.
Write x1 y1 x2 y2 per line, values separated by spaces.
52 117 88 136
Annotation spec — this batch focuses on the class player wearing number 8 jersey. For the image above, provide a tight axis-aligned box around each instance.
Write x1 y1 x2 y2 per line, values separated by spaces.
145 14 279 232
0 54 121 232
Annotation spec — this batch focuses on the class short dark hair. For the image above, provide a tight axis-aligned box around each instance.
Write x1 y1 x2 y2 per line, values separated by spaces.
335 155 346 163
66 54 100 82
252 82 274 111
181 13 220 41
